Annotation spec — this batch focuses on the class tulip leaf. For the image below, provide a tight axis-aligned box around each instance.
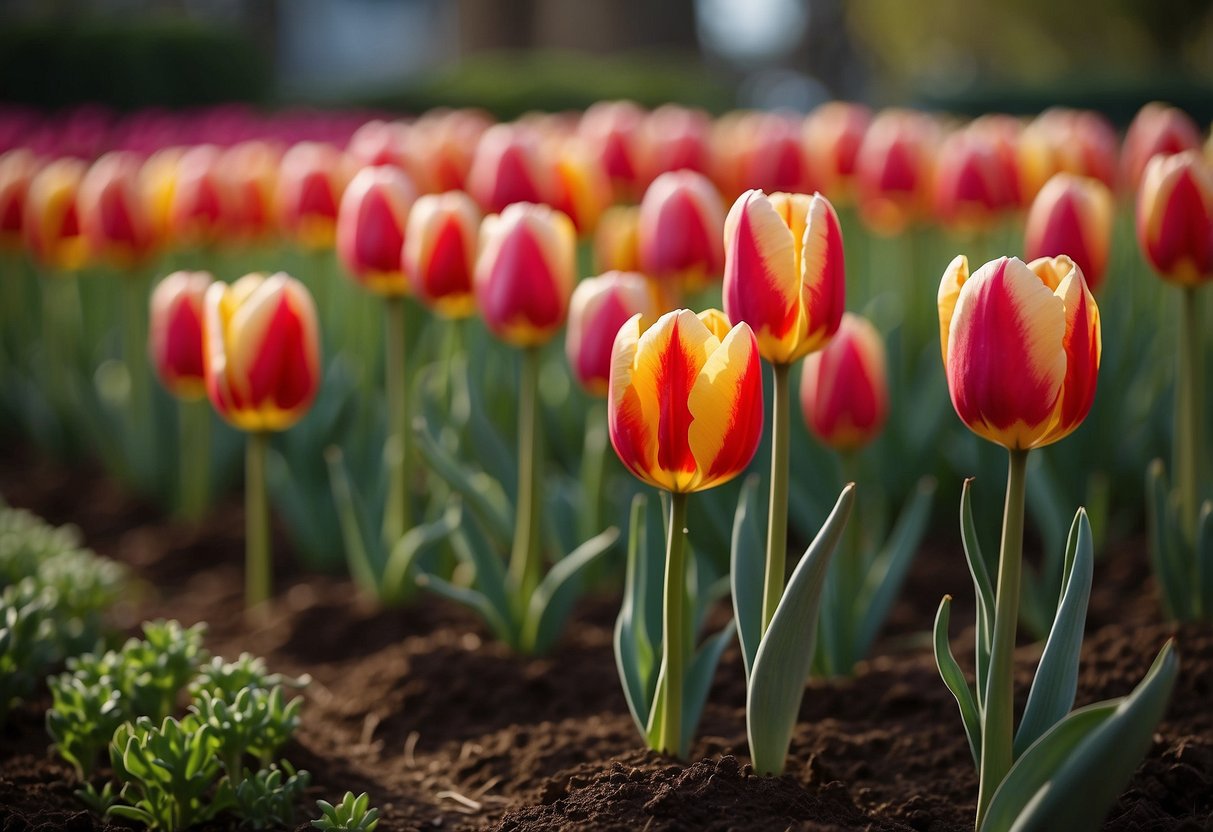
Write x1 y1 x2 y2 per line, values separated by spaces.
933 595 982 767
1145 460 1186 619
325 446 383 599
1198 501 1212 619
523 526 620 654
380 500 463 606
981 641 1178 832
681 620 736 754
413 424 513 544
961 478 995 705
854 476 936 661
747 484 854 776
415 573 513 646
1015 509 1093 757
615 495 658 736
445 520 513 633
730 475 765 682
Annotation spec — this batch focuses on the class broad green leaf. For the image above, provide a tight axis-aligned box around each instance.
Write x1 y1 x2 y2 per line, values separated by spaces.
933 595 982 767
982 641 1178 832
747 484 854 776
380 501 463 606
523 526 620 654
730 475 764 681
854 476 936 661
615 496 657 735
415 573 513 646
681 620 736 754
1145 460 1186 619
325 447 382 598
1015 509 1093 756
1197 501 1212 619
414 425 512 543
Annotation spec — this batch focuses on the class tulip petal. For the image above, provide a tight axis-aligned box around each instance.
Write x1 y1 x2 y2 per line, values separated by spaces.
937 254 970 362
723 190 799 360
609 314 660 488
687 323 763 489
793 194 846 361
1040 266 1101 445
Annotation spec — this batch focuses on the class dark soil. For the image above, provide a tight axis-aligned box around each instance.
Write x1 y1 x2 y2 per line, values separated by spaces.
0 442 1209 832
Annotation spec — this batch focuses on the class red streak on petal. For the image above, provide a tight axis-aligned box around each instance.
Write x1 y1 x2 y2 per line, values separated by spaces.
653 319 699 477
353 192 405 274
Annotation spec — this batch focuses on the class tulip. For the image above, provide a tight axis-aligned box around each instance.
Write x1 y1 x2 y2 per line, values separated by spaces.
347 119 410 170
475 201 575 347
637 105 712 185
551 142 613 236
854 109 937 235
579 100 645 198
150 270 213 520
203 272 321 611
410 108 490 193
24 157 88 272
608 307 763 753
717 112 813 201
0 148 36 249
1018 108 1118 200
336 165 417 296
1122 102 1201 192
800 312 888 451
221 140 280 244
637 170 725 292
1025 173 1114 292
168 145 230 248
932 128 1018 231
722 187 845 630
803 101 871 201
566 271 657 396
277 142 350 250
78 151 158 266
466 124 553 215
593 204 641 274
937 253 1100 823
404 190 481 318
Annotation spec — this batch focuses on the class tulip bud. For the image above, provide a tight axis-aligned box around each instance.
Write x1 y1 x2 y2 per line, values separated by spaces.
938 255 1100 451
168 145 230 247
800 312 888 451
716 112 813 201
608 308 763 493
0 148 36 249
474 202 576 347
1025 173 1114 291
854 109 937 235
551 142 613 236
1136 150 1213 287
336 166 417 296
221 140 280 244
566 271 658 396
803 102 871 201
411 108 490 193
1018 108 1118 201
1122 102 1202 191
579 100 645 198
593 204 640 274
203 272 322 432
932 127 1017 229
149 270 212 400
348 119 410 169
78 151 158 266
637 170 725 289
404 190 481 318
277 142 351 250
637 105 712 185
466 124 553 215
24 157 88 271
722 189 846 365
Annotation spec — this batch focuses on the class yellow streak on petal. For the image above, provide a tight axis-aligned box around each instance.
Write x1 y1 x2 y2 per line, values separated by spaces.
687 322 757 491
937 254 969 362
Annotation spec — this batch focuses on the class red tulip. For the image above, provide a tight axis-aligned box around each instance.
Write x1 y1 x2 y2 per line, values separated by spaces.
803 101 872 201
24 157 88 271
579 100 646 197
1136 150 1213 286
466 124 553 215
800 312 888 450
336 166 417 296
1122 102 1202 191
78 151 158 266
566 271 658 396
638 105 712 185
855 109 938 235
404 190 481 318
1024 173 1114 291
149 270 212 400
221 140 281 244
0 148 36 249
932 127 1018 230
637 170 725 289
277 142 351 250
168 145 230 247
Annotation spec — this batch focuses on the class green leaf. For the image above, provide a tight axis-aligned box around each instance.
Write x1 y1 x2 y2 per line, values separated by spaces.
325 446 383 599
446 520 512 631
414 424 512 543
854 476 936 661
522 526 620 654
681 620 735 754
961 478 995 707
379 501 462 606
1145 459 1186 619
1015 509 1093 757
747 484 854 776
982 641 1178 832
729 475 764 682
615 495 657 737
933 595 982 767
1197 501 1212 619
415 573 513 646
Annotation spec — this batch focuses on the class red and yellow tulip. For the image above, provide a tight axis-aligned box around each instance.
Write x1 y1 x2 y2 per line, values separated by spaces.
551 141 613 236
1018 108 1119 201
474 202 575 347
404 190 481 318
203 272 322 432
1136 150 1213 287
579 100 645 197
593 204 641 275
938 254 1100 451
854 109 937 235
0 148 36 249
932 128 1018 230
803 101 871 201
78 151 158 266
221 140 280 244
608 308 763 493
24 157 89 272
566 271 657 397
149 270 212 400
637 105 712 185
167 145 230 248
1025 173 1114 292
276 142 351 250
1122 102 1202 192
336 165 418 296
800 312 888 451
466 124 553 215
722 189 845 365
637 170 725 290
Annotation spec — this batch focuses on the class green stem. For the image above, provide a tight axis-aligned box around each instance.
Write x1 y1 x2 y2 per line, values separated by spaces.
658 490 689 755
1176 287 1202 542
976 448 1029 828
245 431 271 614
178 399 211 522
383 296 411 545
507 346 543 613
122 274 150 429
761 362 792 634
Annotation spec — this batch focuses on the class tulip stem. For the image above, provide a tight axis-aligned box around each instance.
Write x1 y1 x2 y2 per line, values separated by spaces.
761 362 792 634
383 296 411 546
122 273 150 433
179 399 211 522
658 489 689 756
508 346 544 618
245 431 272 615
976 447 1029 828
1176 287 1202 542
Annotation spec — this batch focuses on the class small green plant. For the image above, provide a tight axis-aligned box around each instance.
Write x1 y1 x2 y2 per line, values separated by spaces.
191 686 303 781
122 620 208 721
312 791 380 832
188 653 298 700
0 504 82 585
108 715 233 831
0 582 57 723
232 762 311 830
